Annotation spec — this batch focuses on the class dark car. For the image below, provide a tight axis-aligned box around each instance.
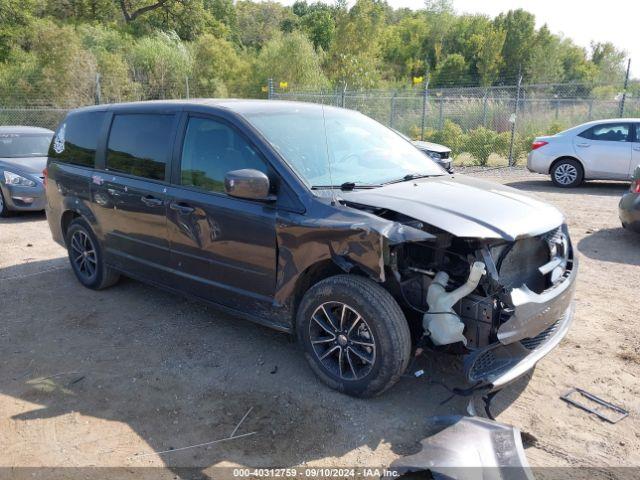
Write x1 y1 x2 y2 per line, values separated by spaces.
45 100 577 398
619 166 640 232
0 126 53 216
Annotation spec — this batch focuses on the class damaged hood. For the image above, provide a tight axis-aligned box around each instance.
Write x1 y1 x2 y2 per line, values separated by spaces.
341 175 564 241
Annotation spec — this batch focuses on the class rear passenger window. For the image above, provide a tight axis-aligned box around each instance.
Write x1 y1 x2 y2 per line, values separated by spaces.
106 114 174 181
579 124 630 142
50 111 106 167
180 117 268 193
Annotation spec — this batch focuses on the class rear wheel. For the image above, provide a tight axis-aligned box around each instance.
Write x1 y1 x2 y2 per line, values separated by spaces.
66 219 120 290
551 159 583 187
296 274 411 398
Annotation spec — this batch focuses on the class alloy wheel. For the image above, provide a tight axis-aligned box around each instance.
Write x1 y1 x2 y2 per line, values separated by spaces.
309 302 376 381
70 230 97 280
554 163 578 185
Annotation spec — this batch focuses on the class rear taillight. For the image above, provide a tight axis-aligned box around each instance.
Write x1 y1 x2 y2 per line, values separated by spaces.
631 179 640 193
42 167 47 189
531 141 548 151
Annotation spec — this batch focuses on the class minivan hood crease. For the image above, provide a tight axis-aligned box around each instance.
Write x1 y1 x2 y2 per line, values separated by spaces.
340 175 564 241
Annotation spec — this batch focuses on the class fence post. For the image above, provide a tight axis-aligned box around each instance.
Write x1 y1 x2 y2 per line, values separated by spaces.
268 78 274 100
185 76 190 99
438 98 444 130
619 58 631 117
588 100 593 120
341 82 347 108
482 88 489 127
95 73 102 105
508 68 523 167
420 71 430 140
389 92 397 128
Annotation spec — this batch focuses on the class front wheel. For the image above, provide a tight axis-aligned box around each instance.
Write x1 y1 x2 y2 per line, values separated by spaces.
66 218 120 290
551 159 583 187
296 275 411 398
0 188 10 217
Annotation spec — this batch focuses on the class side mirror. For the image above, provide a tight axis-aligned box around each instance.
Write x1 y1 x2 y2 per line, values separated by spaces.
224 169 274 201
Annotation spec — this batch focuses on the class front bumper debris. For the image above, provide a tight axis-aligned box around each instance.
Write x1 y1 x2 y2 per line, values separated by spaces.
465 253 577 391
465 303 574 391
389 415 533 480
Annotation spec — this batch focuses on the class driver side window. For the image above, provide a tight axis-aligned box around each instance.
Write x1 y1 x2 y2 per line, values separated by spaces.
180 117 268 193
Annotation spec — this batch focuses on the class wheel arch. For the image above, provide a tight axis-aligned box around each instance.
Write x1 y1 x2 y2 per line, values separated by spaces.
60 210 81 241
550 155 585 176
288 259 374 330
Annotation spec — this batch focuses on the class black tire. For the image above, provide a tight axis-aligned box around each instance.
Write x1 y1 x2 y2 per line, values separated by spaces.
66 218 120 290
551 158 583 187
0 188 11 217
296 274 411 398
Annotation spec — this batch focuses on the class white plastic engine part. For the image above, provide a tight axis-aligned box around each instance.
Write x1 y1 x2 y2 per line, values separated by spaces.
424 261 486 346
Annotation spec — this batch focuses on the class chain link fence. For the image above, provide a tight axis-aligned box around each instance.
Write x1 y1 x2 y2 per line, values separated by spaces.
1 74 638 168
272 82 639 167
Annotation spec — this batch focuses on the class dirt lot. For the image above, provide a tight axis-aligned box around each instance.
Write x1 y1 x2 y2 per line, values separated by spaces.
1 170 639 477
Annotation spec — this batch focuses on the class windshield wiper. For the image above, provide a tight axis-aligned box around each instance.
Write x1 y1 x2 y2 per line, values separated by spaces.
383 173 441 185
311 181 382 191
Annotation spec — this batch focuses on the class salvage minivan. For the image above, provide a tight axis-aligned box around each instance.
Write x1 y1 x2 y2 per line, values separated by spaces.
45 100 577 397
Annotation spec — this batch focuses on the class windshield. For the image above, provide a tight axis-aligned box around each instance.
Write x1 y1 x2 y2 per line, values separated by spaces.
0 133 52 158
243 105 445 188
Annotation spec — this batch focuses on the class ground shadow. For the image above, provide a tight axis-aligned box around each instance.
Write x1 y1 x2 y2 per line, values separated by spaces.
1 258 531 478
577 227 640 265
504 179 629 197
0 210 46 224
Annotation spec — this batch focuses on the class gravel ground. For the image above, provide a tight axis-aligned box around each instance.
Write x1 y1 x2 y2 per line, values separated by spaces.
0 170 639 478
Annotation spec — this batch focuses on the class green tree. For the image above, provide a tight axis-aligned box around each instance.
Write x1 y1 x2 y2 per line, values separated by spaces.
235 0 295 49
433 53 468 86
296 5 336 52
494 9 535 82
255 31 328 92
191 33 250 97
473 28 505 86
381 14 430 80
128 31 193 99
591 42 627 85
326 0 386 89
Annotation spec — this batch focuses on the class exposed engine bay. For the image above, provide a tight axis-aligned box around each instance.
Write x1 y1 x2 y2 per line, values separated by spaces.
357 203 577 388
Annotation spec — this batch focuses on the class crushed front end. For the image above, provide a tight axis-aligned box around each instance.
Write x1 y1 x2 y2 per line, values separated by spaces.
392 222 577 391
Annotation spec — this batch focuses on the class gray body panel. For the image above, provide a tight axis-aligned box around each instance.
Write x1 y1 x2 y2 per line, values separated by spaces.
341 174 564 241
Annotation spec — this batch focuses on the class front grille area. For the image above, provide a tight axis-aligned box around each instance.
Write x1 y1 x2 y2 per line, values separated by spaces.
520 320 561 350
468 350 511 382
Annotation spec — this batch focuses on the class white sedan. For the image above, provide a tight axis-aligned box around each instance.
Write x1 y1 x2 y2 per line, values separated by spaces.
527 118 640 187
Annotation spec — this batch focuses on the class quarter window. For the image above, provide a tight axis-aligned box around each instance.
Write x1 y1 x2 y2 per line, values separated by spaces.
50 111 106 167
180 117 268 193
106 114 174 181
579 124 630 142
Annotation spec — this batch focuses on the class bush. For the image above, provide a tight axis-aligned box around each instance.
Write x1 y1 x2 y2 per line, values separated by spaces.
423 120 465 155
463 127 499 166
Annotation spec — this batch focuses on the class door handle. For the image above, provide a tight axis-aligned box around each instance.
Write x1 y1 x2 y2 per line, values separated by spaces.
633 146 640 151
169 202 195 214
576 143 591 148
141 195 164 207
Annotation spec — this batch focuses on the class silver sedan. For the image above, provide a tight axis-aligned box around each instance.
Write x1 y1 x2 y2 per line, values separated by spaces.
527 118 640 187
